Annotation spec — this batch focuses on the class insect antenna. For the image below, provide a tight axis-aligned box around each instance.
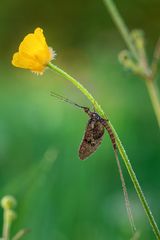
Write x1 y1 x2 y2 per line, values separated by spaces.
50 91 85 109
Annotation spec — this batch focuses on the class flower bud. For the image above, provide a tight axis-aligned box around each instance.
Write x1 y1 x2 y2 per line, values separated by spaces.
1 195 17 210
119 50 143 76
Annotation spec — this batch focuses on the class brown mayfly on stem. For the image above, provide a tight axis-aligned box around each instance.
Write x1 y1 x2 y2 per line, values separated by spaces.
50 91 137 237
50 91 116 160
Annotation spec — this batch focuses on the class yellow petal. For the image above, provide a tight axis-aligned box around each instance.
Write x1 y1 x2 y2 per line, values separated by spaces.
12 52 43 72
12 27 54 74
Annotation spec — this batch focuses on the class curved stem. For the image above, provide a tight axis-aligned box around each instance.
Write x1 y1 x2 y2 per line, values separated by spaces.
48 62 160 239
145 80 160 128
47 63 105 117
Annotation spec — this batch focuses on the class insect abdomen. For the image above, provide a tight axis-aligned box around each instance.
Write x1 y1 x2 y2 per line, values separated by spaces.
101 119 117 150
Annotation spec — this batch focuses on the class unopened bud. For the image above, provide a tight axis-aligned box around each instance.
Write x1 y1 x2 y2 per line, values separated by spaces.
1 195 17 210
119 50 142 74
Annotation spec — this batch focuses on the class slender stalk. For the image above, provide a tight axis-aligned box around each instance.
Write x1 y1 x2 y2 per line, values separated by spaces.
103 0 160 128
12 229 30 240
145 80 160 127
47 63 105 117
48 62 160 239
2 211 11 240
103 0 139 62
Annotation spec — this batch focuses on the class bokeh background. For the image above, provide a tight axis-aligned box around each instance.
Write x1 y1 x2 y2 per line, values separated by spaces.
0 0 160 239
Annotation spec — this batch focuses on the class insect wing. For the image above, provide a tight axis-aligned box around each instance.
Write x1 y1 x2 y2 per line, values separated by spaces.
79 118 105 160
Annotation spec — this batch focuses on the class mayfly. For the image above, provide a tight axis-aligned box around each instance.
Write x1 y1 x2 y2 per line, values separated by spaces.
50 91 136 235
50 91 116 160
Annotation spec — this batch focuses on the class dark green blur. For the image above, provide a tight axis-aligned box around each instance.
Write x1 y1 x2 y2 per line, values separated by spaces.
0 0 160 239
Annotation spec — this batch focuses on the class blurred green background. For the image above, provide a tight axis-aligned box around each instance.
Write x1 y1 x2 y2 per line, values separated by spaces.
0 0 160 239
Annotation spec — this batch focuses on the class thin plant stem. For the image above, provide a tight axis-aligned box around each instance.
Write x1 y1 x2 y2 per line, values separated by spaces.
47 63 105 117
48 62 160 239
103 0 139 62
12 229 30 240
2 211 11 240
103 0 160 128
145 80 160 127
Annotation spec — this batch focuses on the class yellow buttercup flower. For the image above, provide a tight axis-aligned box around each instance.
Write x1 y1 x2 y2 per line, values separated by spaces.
12 27 55 74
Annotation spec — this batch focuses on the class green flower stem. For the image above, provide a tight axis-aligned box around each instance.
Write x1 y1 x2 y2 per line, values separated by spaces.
47 63 105 117
48 62 160 239
103 0 160 129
